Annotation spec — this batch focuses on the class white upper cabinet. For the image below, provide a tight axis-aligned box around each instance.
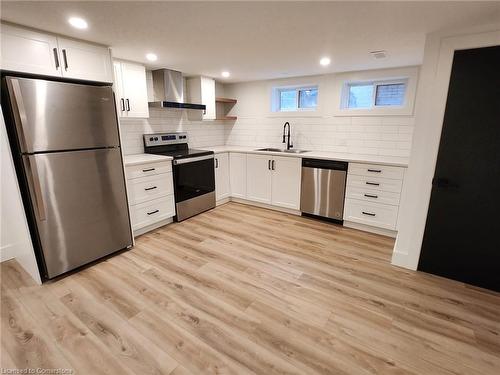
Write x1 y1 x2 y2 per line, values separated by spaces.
271 156 301 210
0 24 60 76
187 76 216 120
0 23 113 83
57 37 113 83
215 153 230 201
113 60 149 118
246 154 273 204
229 153 247 199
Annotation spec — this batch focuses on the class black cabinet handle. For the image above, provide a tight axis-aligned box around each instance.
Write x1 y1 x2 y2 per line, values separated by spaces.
120 98 125 111
364 194 378 198
53 48 60 69
367 169 382 173
147 209 159 215
142 168 155 172
215 158 219 168
144 186 157 191
362 211 376 217
126 98 131 111
62 49 68 70
272 160 276 170
366 182 380 186
268 160 271 170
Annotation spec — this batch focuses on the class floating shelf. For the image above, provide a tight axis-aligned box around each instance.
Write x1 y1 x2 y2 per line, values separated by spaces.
216 97 237 104
216 116 237 121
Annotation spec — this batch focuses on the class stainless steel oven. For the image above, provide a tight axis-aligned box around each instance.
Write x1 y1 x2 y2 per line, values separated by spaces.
144 132 215 221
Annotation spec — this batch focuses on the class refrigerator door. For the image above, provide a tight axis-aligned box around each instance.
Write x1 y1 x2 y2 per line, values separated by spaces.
6 76 119 153
23 148 132 278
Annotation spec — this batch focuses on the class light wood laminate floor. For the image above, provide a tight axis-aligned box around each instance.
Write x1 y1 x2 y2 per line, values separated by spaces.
1 202 500 374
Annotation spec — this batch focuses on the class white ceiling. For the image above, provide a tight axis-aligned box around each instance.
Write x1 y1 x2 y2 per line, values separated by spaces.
1 1 499 82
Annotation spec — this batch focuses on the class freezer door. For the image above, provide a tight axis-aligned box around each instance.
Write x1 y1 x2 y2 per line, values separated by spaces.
6 76 119 153
23 148 132 278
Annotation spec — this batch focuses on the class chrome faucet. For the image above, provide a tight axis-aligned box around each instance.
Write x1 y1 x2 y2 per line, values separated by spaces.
283 122 293 150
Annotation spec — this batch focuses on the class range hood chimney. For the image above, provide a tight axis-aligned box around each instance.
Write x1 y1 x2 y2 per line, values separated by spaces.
149 69 206 111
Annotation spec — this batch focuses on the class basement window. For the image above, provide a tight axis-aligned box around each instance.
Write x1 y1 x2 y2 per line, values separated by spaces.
272 86 318 112
342 79 407 109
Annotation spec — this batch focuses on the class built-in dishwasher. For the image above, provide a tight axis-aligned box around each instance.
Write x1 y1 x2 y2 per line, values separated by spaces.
300 158 348 221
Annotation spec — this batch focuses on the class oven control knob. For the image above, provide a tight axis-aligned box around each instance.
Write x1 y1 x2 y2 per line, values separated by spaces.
149 137 154 141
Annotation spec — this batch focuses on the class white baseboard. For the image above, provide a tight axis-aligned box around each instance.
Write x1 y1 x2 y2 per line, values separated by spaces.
216 197 230 206
229 198 301 216
0 244 16 263
343 220 397 238
133 217 174 237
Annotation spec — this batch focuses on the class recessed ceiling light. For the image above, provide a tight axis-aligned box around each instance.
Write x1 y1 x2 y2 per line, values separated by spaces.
221 71 230 78
320 57 331 66
146 53 158 62
68 17 88 30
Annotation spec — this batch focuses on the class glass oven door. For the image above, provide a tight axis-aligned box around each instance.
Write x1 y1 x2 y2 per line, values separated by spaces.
172 155 215 203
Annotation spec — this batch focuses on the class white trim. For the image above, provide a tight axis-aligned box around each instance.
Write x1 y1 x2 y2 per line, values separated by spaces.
333 66 419 116
343 220 397 238
0 244 17 262
230 197 301 216
216 197 230 206
133 217 173 237
392 26 500 271
271 84 319 114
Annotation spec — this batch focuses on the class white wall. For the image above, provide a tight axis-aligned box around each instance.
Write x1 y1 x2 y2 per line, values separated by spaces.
119 71 230 155
0 108 41 284
223 66 418 158
392 24 500 270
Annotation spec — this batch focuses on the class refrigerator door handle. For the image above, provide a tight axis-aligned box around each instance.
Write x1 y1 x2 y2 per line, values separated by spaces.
7 78 31 152
26 156 47 221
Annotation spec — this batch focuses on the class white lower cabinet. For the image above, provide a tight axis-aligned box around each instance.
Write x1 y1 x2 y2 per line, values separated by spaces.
271 156 301 210
125 160 175 236
344 162 406 232
215 153 230 201
246 154 272 204
229 153 247 199
245 154 301 210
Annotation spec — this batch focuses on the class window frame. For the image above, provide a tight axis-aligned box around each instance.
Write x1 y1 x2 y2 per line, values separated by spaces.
272 85 319 113
342 78 408 110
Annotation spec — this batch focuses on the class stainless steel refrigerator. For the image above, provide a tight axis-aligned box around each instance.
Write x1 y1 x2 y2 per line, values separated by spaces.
3 76 132 279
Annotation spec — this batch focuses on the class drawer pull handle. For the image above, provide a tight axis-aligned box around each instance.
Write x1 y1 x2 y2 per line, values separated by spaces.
367 169 382 173
142 168 155 172
147 209 159 215
362 211 376 217
364 194 378 198
144 186 157 191
366 182 380 186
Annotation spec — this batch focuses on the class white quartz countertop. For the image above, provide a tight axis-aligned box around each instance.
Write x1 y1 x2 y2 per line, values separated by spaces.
123 153 173 166
205 145 409 167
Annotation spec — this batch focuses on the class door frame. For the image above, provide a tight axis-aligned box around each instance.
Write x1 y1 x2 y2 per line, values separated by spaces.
392 24 500 270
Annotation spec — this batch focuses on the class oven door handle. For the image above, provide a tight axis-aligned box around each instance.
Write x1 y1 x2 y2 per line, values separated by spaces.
172 154 214 165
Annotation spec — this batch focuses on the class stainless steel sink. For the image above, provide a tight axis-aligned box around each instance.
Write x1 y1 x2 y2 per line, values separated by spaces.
255 148 309 154
255 148 285 152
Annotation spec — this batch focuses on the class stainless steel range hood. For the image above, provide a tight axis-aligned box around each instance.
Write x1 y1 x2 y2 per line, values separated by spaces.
149 69 206 111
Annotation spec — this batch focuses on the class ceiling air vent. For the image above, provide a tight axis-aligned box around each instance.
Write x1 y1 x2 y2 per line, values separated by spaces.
370 50 387 59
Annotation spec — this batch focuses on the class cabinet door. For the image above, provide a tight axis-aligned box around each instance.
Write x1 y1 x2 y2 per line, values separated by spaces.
0 24 60 76
246 154 272 204
215 153 230 201
58 37 113 82
112 61 126 117
201 77 216 120
121 62 149 118
271 156 301 210
229 153 247 199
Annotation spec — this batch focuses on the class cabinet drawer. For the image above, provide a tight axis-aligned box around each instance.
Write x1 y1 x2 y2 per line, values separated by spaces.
349 163 405 180
347 174 403 193
344 198 398 230
130 195 175 230
128 173 173 205
125 161 172 180
346 186 401 206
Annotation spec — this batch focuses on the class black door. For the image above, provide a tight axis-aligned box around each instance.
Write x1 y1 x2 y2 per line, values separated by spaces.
418 46 500 292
